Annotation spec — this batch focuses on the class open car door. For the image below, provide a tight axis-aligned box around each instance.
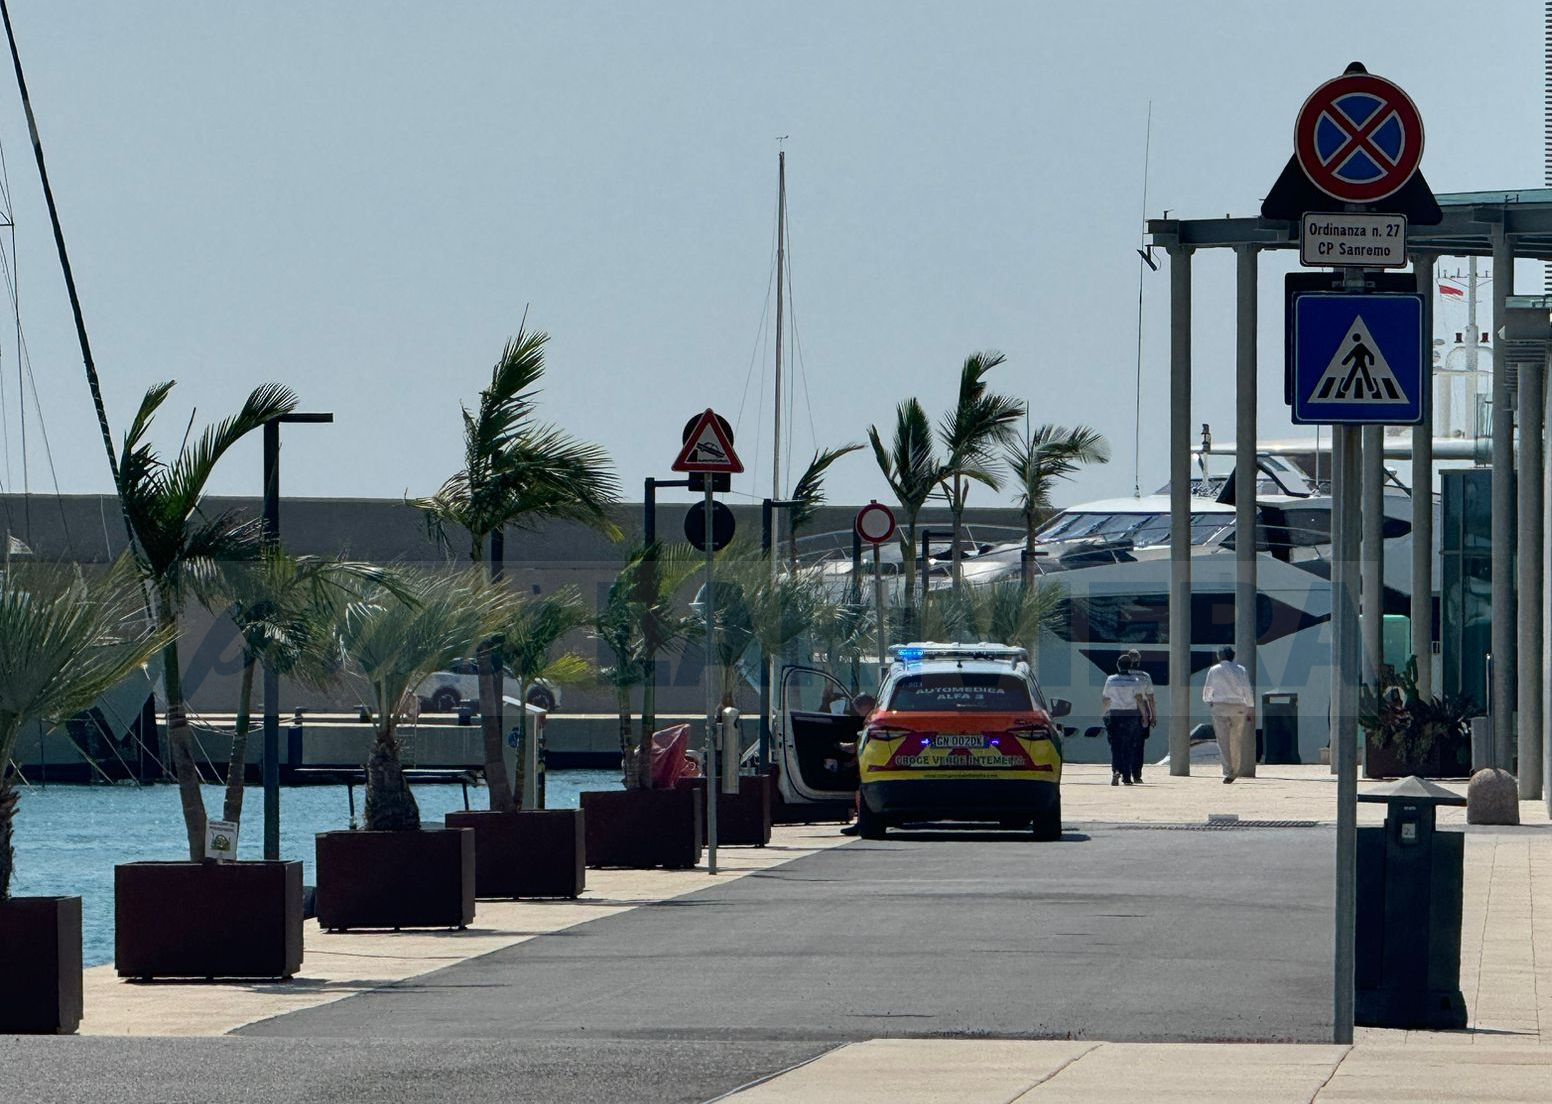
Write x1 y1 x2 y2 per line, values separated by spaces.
776 665 864 809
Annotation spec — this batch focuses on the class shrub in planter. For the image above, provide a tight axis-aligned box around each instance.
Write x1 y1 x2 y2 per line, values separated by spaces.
0 557 168 1033
582 787 703 869
1361 656 1475 779
314 570 500 930
444 809 585 899
0 896 82 1034
115 860 303 979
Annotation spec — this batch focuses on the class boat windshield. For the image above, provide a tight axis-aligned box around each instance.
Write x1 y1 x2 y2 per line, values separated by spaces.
1037 510 1232 547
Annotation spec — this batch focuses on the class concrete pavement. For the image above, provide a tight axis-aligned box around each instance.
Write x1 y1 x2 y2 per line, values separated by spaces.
13 765 1552 1103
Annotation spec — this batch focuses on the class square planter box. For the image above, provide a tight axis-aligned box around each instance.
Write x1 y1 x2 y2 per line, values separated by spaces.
115 861 303 980
581 788 703 870
0 896 82 1033
676 774 773 847
1364 730 1472 780
315 827 475 932
443 809 585 899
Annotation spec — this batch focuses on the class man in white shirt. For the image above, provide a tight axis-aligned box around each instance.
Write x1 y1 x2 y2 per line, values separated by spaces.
1202 646 1254 783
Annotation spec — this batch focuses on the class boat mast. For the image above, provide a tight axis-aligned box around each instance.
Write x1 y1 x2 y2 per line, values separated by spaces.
773 150 786 503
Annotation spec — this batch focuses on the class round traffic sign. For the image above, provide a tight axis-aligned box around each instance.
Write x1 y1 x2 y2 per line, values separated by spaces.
854 501 897 545
1294 72 1423 204
685 499 735 552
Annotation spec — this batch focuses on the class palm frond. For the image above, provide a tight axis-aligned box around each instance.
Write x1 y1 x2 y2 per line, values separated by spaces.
789 443 863 535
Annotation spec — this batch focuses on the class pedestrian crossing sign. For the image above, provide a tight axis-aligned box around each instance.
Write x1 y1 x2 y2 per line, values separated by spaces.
1290 293 1424 425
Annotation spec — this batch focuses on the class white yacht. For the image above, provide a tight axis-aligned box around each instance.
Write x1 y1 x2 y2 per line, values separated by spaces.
955 450 1422 764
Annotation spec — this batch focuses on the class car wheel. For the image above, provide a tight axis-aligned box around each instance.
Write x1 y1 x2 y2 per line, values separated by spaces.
1031 795 1062 842
856 800 887 840
526 685 557 711
430 688 461 713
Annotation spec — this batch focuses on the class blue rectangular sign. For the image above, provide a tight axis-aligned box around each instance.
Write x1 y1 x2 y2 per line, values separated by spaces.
1290 292 1424 425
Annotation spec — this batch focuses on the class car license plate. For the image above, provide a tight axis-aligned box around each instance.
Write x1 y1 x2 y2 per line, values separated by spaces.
930 734 986 749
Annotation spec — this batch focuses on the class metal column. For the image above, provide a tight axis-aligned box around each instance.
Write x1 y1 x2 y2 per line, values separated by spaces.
1168 242 1193 775
1411 256 1435 696
1332 423 1362 1044
1361 424 1385 692
261 420 281 861
1234 245 1258 777
1519 343 1545 799
1491 226 1516 770
1545 344 1552 816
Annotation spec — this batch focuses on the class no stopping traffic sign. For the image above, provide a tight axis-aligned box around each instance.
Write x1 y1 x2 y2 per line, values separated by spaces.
855 501 897 545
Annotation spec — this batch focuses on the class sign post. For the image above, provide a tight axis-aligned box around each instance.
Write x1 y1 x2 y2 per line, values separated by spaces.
855 502 897 673
672 409 744 875
1276 64 1434 1047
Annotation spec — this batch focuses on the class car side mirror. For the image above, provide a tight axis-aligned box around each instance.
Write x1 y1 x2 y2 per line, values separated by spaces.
1048 697 1073 718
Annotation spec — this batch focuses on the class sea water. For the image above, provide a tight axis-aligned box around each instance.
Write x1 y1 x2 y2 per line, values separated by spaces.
8 770 621 967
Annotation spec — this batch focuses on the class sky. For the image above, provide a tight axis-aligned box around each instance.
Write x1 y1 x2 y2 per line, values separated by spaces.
0 1 1541 525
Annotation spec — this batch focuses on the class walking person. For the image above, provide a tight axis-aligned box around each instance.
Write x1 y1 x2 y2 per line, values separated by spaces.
1125 649 1156 783
1100 653 1148 786
1203 646 1254 783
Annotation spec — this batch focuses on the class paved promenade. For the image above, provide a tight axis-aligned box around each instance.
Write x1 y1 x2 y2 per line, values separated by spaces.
8 764 1552 1103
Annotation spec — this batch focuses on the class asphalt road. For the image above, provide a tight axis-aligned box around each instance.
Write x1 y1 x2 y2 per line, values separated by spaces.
10 823 1336 1104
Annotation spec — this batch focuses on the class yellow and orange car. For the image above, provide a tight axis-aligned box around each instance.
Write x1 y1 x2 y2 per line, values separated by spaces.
856 643 1070 840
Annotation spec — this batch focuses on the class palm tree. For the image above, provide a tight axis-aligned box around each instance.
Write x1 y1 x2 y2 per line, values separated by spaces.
412 327 621 814
916 579 1066 660
1005 425 1111 580
591 542 700 789
936 352 1025 590
787 443 862 567
498 586 592 805
337 570 500 831
119 381 298 859
868 399 939 632
0 557 169 898
216 551 390 828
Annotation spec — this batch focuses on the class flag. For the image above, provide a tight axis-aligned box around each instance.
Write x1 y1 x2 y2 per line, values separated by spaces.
1440 283 1464 299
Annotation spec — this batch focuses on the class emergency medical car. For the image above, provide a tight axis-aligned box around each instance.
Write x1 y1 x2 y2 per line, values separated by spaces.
855 643 1070 840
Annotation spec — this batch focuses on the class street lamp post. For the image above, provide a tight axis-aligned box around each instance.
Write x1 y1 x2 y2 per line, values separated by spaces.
261 411 333 861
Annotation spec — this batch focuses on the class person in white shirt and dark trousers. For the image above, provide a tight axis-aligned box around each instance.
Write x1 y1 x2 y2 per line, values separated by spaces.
1100 654 1153 786
1203 646 1254 783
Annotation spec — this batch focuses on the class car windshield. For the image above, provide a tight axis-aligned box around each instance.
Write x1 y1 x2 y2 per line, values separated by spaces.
886 672 1034 712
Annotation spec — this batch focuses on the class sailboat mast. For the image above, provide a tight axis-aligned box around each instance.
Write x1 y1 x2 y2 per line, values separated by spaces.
773 151 785 502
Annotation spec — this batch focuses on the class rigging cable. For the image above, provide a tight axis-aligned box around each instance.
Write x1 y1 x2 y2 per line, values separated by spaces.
0 136 73 550
0 0 135 552
779 189 820 468
733 187 781 500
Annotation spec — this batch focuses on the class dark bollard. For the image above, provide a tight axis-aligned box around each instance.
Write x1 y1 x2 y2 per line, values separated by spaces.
1354 776 1468 1029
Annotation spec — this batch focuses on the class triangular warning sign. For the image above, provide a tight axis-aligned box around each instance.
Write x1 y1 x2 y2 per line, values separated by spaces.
672 408 744 473
1306 315 1410 404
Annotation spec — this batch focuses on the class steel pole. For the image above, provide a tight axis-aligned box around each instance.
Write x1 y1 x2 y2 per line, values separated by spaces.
759 498 772 773
874 544 887 672
1168 243 1193 775
1333 422 1362 1046
1234 245 1258 778
1361 424 1385 695
1519 345 1545 799
1411 256 1435 696
261 420 281 861
704 483 718 875
1490 226 1516 770
1545 346 1552 817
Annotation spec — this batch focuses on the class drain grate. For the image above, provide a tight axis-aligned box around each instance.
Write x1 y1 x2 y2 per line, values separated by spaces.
1114 819 1320 831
